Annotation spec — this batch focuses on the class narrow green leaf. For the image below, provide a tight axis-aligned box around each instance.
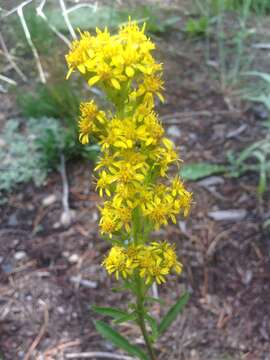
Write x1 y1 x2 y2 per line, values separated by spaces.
92 306 128 319
95 320 148 360
113 312 137 324
158 293 189 336
145 315 159 341
181 163 227 181
145 296 165 305
244 71 270 84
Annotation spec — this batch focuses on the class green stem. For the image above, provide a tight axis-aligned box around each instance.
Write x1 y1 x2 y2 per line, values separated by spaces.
136 277 157 360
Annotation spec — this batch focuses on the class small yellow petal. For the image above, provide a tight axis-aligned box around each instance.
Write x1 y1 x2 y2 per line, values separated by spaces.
111 78 121 90
105 188 111 197
78 64 86 73
126 139 133 148
79 133 89 144
88 75 100 86
125 66 135 78
157 92 165 103
162 137 173 149
66 67 73 79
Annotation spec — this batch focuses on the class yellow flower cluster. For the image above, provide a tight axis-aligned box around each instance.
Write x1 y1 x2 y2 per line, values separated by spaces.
102 242 182 285
66 21 163 106
66 19 192 285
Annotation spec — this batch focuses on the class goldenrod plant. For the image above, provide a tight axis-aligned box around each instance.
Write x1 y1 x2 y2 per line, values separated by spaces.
66 19 192 360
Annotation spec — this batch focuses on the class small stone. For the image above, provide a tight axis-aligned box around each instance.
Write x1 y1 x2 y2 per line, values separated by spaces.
70 275 98 288
57 306 65 314
18 350 25 359
167 125 181 138
8 213 18 226
53 222 61 229
92 212 98 222
252 104 269 120
1 262 13 273
0 138 6 147
14 251 27 260
60 210 76 227
42 194 57 207
178 221 187 234
208 209 247 221
68 254 79 263
242 270 253 285
198 176 224 187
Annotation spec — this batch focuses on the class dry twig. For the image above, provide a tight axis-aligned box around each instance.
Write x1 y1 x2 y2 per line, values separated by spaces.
65 352 134 359
0 32 27 81
66 3 98 14
23 300 49 360
59 153 74 227
59 0 77 40
17 1 46 83
161 109 241 124
36 0 70 46
39 339 80 359
0 73 17 85
1 0 33 17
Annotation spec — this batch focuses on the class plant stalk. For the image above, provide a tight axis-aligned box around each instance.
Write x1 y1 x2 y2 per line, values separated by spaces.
136 277 157 360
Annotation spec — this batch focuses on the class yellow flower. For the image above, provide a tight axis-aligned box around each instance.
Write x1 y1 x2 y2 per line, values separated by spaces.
136 75 164 104
99 118 122 150
146 258 170 285
65 30 93 78
114 183 136 208
143 195 170 229
150 242 183 274
138 247 169 285
99 205 118 237
94 151 116 172
67 19 192 270
96 171 114 197
102 246 133 279
118 19 149 45
102 242 183 285
112 118 145 149
142 111 164 146
78 100 105 144
134 100 154 122
137 242 183 284
111 199 133 233
158 140 179 177
110 162 146 186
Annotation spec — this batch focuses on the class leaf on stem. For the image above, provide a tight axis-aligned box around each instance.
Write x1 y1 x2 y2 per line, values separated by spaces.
145 314 159 342
181 163 227 181
92 305 129 319
95 320 148 360
145 296 165 305
113 312 137 324
158 292 189 336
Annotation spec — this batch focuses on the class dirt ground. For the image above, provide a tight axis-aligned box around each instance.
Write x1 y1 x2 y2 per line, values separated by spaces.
1 2 270 360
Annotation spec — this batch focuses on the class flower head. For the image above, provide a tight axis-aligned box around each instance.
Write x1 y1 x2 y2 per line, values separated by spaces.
102 242 182 284
102 246 133 279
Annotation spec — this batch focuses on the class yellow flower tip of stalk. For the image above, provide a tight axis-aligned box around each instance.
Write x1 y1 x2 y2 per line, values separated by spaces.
67 17 192 243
